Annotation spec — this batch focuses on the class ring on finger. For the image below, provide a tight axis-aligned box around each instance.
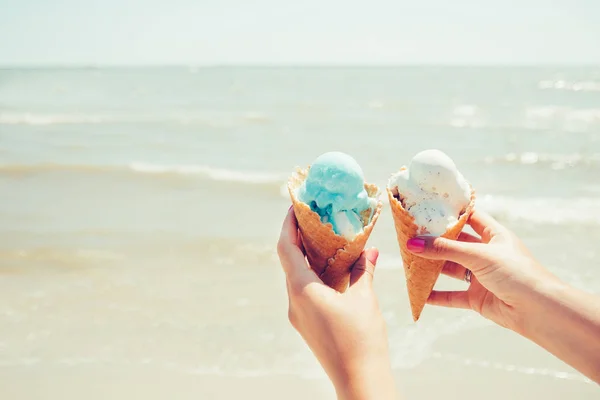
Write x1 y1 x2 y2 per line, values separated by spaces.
464 269 472 284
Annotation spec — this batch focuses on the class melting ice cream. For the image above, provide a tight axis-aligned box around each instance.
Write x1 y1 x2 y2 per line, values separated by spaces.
297 152 377 240
389 149 471 236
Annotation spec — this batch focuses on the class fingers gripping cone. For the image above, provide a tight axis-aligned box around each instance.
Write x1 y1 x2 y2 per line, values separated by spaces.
386 173 475 321
287 168 383 292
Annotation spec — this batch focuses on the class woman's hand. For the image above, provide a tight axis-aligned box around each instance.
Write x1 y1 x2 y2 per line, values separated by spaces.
407 209 600 383
277 207 397 400
406 209 558 333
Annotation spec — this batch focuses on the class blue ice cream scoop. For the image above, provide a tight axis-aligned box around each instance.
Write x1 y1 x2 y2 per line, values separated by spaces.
297 152 376 239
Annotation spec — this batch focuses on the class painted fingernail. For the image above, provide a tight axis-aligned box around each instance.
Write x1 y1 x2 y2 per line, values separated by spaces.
407 238 426 253
288 204 294 211
366 248 379 264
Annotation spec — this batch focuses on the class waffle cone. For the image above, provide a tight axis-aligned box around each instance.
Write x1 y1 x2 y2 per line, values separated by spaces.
287 168 383 292
387 172 475 321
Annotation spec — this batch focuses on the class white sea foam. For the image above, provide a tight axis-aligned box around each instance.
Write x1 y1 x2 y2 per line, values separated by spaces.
432 353 592 383
0 352 591 384
0 112 109 125
0 111 270 126
0 162 284 186
450 104 486 128
525 106 600 132
478 194 600 225
128 162 284 184
445 103 600 132
538 79 600 92
483 152 600 170
281 183 600 225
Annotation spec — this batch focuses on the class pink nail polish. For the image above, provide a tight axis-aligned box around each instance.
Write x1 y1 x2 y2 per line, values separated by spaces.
407 238 426 253
366 248 379 265
288 204 294 211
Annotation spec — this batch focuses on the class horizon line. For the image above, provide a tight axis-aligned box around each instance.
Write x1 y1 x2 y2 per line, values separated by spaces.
1 62 599 69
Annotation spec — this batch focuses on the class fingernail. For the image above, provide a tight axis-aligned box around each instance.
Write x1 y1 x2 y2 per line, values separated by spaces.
288 204 294 211
366 248 379 264
407 238 426 253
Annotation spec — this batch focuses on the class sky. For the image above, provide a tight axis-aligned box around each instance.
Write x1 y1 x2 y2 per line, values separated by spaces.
0 0 599 66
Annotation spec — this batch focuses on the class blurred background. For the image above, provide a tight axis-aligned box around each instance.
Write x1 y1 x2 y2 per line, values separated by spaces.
1 1 599 399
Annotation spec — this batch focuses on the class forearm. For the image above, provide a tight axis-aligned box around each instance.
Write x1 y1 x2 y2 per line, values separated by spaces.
520 281 600 383
334 357 397 400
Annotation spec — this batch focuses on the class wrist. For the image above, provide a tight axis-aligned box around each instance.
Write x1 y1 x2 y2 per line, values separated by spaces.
515 278 571 338
333 355 396 400
488 264 564 336
510 279 600 383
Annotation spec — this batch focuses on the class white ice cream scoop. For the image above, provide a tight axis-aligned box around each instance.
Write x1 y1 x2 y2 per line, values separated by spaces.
389 149 471 236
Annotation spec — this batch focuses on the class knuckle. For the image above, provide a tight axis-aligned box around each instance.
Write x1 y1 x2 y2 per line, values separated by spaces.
432 239 451 256
352 266 368 276
480 247 503 263
482 226 498 242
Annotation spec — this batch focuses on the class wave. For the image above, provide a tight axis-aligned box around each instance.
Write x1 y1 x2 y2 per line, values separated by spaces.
0 112 111 125
0 237 276 270
538 79 600 92
432 353 592 383
483 152 600 170
0 352 590 383
129 162 283 184
478 194 600 225
0 162 285 186
374 192 600 225
524 106 600 132
0 111 271 126
0 248 124 267
450 104 486 128
0 163 120 175
241 112 271 123
445 104 600 132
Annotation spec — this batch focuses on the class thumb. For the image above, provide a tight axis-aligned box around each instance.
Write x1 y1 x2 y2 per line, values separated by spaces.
349 247 379 288
406 236 488 269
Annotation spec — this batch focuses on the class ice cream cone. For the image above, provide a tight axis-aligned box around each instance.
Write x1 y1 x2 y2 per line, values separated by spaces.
387 169 476 321
287 167 382 292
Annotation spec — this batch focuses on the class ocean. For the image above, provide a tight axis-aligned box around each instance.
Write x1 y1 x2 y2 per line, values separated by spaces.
0 66 599 399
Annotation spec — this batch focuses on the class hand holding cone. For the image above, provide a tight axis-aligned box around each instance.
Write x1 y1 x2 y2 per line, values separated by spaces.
286 149 474 320
386 185 475 321
287 167 382 292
